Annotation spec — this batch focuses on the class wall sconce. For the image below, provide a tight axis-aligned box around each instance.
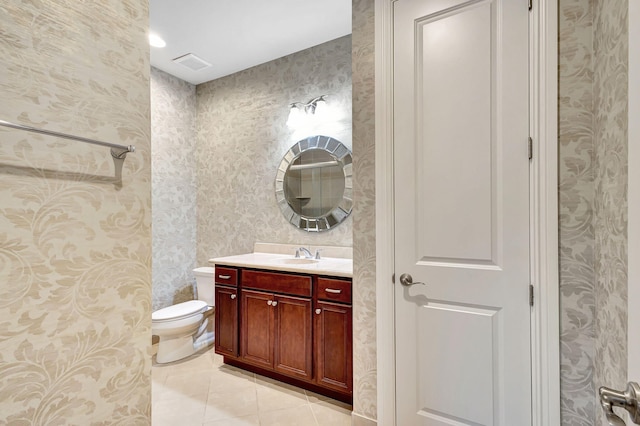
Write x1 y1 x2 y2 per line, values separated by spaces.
290 95 327 114
287 95 328 128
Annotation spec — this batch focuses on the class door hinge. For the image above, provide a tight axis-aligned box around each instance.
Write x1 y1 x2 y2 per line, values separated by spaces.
529 0 532 11
528 137 533 160
529 284 534 306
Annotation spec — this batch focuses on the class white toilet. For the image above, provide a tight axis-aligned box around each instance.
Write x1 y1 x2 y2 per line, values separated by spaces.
152 266 215 363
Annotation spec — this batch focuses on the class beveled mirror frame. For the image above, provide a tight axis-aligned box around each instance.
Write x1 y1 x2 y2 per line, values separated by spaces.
275 135 353 232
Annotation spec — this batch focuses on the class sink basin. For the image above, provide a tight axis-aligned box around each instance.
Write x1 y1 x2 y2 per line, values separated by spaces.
278 258 319 265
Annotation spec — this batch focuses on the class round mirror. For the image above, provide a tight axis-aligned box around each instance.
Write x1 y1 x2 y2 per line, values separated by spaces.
275 135 352 232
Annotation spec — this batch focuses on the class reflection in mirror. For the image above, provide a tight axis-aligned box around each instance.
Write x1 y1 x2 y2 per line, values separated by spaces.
275 135 352 232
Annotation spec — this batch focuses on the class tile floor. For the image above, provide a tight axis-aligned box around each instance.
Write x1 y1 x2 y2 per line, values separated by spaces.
152 347 353 426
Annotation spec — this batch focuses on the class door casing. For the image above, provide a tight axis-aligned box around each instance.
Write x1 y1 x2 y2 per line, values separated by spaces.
373 0 560 424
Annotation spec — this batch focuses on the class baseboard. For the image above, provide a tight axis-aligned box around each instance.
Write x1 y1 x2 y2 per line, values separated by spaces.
351 412 377 426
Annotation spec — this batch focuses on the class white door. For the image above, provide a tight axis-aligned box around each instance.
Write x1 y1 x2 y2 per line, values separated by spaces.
393 0 531 425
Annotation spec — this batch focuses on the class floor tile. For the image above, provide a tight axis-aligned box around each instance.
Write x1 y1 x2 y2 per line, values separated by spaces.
162 369 212 401
310 400 353 426
208 364 256 393
202 414 260 426
152 396 206 425
255 375 309 412
204 385 258 422
258 404 318 426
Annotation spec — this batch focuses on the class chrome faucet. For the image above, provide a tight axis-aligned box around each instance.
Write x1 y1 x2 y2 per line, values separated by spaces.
295 247 321 259
296 247 313 259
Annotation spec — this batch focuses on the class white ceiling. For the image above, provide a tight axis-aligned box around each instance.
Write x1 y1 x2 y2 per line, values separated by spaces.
149 0 352 85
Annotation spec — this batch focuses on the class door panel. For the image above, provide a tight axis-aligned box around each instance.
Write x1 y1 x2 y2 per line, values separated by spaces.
273 295 313 380
315 301 353 393
214 286 238 358
416 303 498 425
416 1 494 264
394 0 531 424
241 290 274 368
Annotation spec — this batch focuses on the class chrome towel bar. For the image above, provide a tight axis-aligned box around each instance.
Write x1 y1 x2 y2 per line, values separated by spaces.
0 119 135 159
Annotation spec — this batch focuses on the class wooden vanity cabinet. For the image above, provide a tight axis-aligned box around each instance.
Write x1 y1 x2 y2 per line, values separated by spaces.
214 266 352 402
214 267 239 358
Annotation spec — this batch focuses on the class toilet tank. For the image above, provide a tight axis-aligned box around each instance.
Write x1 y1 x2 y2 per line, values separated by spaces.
193 267 215 306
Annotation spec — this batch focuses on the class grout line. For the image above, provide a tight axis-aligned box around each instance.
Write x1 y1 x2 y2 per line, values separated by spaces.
307 394 321 426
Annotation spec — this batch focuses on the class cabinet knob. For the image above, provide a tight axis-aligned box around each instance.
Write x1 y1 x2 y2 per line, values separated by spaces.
267 300 272 306
230 294 236 300
315 308 322 315
272 301 278 307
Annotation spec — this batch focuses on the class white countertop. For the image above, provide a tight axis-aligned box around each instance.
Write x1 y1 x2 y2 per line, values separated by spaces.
208 252 353 278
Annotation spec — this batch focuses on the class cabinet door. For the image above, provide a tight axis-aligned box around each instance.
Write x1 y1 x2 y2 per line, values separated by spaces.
315 301 352 394
241 290 274 369
215 286 238 358
274 295 313 381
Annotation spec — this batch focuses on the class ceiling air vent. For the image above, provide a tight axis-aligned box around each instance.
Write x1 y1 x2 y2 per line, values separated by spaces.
172 53 211 71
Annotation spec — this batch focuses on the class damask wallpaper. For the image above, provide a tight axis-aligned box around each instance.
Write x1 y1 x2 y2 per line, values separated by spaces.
195 35 353 266
150 67 198 311
351 0 378 423
559 0 596 424
593 1 628 425
0 1 151 424
558 0 629 425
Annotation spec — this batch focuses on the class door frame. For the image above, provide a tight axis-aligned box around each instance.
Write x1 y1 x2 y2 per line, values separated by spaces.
373 1 560 425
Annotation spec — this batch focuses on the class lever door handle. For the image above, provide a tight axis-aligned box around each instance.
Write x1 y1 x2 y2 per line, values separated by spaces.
599 381 640 425
399 273 426 287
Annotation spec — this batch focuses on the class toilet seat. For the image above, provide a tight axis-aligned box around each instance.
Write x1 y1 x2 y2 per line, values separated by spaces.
152 300 208 323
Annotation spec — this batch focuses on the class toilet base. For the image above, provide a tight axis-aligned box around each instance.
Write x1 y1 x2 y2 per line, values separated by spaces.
155 330 216 364
156 335 196 364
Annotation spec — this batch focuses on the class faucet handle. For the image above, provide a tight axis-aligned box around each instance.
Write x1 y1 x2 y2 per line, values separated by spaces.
295 249 301 258
314 249 322 260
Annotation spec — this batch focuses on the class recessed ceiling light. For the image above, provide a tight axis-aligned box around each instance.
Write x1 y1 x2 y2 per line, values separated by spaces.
149 33 166 48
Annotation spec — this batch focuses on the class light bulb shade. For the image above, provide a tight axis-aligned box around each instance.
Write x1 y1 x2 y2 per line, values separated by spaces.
287 107 304 128
312 99 328 118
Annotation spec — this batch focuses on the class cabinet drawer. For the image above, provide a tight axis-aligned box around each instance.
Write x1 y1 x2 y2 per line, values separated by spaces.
316 278 351 304
215 266 238 286
242 270 312 297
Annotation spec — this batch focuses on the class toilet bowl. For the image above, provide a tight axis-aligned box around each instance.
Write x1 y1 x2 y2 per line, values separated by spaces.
152 267 215 363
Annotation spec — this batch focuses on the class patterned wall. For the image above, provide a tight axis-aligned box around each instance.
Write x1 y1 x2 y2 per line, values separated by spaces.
558 1 596 424
0 1 151 424
351 0 378 423
593 1 628 425
558 0 630 424
195 36 353 266
150 67 198 311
